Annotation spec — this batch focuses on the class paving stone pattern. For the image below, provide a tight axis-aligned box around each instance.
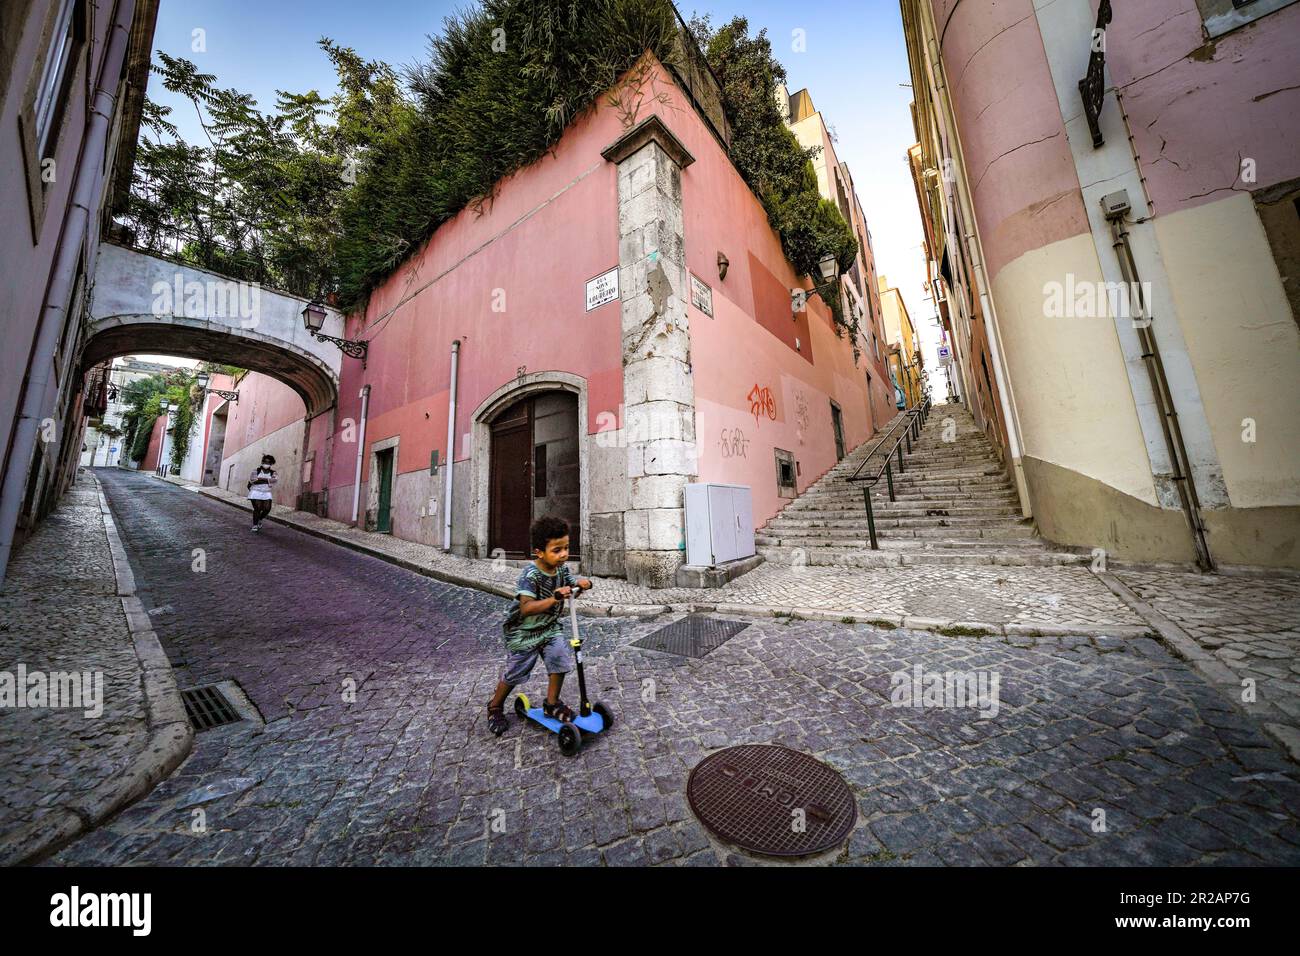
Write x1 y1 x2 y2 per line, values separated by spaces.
1117 569 1300 741
0 477 150 856
47 471 1300 866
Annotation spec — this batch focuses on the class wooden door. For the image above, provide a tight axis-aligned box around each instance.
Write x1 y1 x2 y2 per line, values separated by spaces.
489 398 533 558
376 448 394 533
831 403 846 460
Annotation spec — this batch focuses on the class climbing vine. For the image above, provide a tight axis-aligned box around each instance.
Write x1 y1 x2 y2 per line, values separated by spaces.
119 370 200 468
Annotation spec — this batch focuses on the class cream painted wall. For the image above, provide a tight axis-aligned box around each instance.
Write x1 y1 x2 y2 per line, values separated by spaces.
1155 193 1300 508
991 231 1158 504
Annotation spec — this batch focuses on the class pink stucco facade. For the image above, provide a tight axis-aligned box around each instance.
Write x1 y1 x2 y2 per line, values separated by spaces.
222 54 899 579
931 0 1300 279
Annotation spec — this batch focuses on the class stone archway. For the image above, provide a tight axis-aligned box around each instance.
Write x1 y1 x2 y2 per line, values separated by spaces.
82 315 338 417
468 371 588 563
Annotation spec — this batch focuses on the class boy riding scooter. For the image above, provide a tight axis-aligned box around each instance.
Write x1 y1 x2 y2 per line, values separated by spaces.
485 516 592 737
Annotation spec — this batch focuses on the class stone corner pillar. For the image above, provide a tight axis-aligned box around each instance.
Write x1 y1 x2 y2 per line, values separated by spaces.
603 116 698 589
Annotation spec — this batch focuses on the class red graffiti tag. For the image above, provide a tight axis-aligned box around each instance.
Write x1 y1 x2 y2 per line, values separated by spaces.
748 385 777 427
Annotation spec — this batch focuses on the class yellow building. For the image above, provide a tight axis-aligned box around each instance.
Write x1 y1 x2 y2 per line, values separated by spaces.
877 276 924 409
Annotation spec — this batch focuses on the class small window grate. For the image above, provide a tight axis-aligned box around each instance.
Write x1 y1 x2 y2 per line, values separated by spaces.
181 685 242 732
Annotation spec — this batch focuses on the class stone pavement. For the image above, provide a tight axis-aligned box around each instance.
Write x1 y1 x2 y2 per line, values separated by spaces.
0 471 190 865
1109 569 1300 760
46 469 1300 866
170 474 1300 757
172 476 1150 637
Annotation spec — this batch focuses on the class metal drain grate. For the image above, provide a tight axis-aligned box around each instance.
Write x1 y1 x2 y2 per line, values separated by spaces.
180 684 242 732
687 745 857 857
631 614 749 658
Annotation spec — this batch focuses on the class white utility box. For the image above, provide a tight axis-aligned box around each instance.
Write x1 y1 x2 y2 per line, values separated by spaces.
684 483 755 567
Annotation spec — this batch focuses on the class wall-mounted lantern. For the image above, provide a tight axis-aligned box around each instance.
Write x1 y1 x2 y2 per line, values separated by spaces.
195 370 239 404
302 300 369 367
790 253 842 314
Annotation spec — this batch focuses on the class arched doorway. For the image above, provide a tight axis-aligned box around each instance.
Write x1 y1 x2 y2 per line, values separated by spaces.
488 390 581 559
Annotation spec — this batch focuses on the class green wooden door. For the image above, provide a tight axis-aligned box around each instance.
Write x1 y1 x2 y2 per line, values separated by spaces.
376 448 394 533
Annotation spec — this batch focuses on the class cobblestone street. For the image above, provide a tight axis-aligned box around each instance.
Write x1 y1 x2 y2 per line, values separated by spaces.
32 470 1299 866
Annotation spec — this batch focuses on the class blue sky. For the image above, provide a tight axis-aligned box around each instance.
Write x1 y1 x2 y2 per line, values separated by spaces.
149 0 940 368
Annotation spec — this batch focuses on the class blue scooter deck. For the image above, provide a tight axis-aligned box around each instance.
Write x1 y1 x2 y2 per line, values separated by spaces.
523 708 606 735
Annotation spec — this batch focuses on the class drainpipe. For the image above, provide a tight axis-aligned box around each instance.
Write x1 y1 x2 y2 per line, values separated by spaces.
351 384 370 525
443 340 460 551
0 0 137 584
1104 201 1214 571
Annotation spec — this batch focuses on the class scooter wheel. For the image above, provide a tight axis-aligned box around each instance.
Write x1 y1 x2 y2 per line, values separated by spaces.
557 723 582 756
514 694 529 719
592 702 614 732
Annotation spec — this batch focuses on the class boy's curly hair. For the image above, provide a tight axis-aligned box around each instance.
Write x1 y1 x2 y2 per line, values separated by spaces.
530 515 570 553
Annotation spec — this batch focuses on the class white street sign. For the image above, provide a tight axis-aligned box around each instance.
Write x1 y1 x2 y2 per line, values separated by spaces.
585 268 619 311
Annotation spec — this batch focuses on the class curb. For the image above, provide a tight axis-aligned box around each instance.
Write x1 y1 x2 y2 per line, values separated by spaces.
164 476 1160 642
6 475 194 866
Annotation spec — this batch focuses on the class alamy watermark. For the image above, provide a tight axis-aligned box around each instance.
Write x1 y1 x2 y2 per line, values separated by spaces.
0 664 103 718
890 664 1000 719
151 275 261 328
1043 275 1153 326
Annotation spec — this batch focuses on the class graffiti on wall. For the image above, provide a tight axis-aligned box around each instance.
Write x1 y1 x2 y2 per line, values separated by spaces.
718 427 751 459
748 384 777 427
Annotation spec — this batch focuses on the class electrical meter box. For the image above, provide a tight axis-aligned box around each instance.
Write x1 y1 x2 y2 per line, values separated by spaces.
684 483 755 567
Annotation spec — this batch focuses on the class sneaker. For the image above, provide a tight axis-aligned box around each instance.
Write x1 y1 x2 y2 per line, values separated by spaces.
252 524 259 532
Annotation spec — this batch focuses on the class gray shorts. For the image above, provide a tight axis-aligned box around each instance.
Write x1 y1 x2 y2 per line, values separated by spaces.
502 634 573 685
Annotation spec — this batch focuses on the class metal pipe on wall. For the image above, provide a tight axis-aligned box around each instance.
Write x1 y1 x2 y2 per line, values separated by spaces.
443 340 460 551
1106 212 1214 571
351 384 370 524
0 0 138 584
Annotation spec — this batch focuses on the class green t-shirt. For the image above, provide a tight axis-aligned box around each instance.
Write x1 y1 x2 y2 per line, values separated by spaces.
503 563 576 651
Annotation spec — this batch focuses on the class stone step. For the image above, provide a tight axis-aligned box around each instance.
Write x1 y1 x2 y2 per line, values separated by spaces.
800 486 1013 502
780 504 1024 520
769 510 1023 527
811 472 1014 487
755 544 1086 568
793 489 1020 505
767 406 1061 568
766 513 1030 531
755 525 1041 546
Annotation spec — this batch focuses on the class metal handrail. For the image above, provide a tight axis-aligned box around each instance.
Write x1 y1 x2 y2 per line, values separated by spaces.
845 392 933 549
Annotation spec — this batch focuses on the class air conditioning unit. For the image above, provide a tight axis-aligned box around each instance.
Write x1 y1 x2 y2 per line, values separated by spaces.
684 483 755 567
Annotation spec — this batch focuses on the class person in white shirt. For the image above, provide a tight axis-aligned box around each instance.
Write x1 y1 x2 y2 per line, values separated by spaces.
247 455 278 531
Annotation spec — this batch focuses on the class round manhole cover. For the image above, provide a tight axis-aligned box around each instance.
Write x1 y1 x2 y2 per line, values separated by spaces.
686 745 857 857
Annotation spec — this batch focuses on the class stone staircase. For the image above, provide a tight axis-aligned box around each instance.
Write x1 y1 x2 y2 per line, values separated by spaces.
756 403 1084 567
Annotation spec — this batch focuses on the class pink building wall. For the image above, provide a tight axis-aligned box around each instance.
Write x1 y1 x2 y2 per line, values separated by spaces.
140 414 166 471
222 372 306 460
930 0 1300 279
930 0 1089 279
1110 0 1300 217
232 54 900 568
319 84 627 513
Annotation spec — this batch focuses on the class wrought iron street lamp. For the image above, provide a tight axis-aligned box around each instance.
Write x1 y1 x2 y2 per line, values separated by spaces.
790 253 842 314
302 300 368 367
195 370 239 404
